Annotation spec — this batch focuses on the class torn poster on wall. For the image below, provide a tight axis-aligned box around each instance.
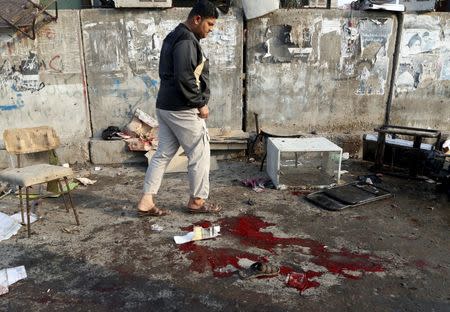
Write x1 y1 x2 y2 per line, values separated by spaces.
0 52 45 111
0 52 45 94
253 24 316 63
339 18 392 96
396 16 450 93
83 21 125 73
251 17 392 96
204 14 238 69
125 18 178 75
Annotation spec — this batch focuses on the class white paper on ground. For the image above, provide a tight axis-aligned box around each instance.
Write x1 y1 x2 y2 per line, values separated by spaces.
0 271 8 295
0 212 21 241
0 266 27 296
76 177 97 185
10 212 38 225
174 232 195 244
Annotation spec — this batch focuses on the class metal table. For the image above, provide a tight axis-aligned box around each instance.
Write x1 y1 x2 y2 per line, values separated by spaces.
374 125 441 177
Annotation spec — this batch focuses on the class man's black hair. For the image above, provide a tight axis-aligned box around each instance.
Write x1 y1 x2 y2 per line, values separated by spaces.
188 0 219 19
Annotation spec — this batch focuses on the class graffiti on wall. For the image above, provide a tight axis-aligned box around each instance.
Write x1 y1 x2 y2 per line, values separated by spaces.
0 52 45 93
0 51 46 111
396 16 450 93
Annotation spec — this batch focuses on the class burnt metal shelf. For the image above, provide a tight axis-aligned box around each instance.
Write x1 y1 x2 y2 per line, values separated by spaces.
0 0 58 40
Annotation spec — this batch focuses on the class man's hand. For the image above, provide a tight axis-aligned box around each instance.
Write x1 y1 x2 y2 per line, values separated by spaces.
198 105 209 119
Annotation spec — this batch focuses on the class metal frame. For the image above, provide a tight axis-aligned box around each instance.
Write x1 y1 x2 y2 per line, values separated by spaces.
374 125 442 177
0 0 58 40
15 152 79 238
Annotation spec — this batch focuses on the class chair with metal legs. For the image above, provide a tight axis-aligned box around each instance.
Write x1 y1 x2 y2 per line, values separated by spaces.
0 126 80 237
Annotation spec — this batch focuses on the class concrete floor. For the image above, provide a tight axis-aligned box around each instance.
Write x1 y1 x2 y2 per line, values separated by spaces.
0 159 449 312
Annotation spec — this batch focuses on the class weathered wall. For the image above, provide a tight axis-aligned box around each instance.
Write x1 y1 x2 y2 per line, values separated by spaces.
246 9 398 134
0 11 90 165
81 8 243 139
390 13 450 131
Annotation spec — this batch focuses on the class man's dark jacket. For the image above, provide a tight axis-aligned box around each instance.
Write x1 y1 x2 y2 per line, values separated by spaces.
156 23 210 111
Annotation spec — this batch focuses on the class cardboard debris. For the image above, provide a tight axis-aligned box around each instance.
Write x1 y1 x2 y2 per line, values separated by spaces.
124 108 159 151
174 225 220 244
125 137 152 152
135 108 158 128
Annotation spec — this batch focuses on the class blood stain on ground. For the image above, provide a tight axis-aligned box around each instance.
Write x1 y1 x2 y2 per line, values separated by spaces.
178 215 385 293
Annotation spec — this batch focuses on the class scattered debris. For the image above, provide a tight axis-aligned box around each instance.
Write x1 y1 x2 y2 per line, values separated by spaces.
174 225 220 244
61 227 80 234
342 152 350 160
246 199 256 206
358 174 383 184
150 224 164 232
443 140 450 155
0 189 12 199
241 178 273 192
285 272 308 292
0 266 27 296
0 212 21 241
10 212 38 225
76 177 97 186
101 126 122 140
123 108 159 152
306 181 392 211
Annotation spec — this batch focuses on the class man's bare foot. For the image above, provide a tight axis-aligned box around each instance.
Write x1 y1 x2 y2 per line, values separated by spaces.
187 197 205 210
138 194 155 212
187 197 222 213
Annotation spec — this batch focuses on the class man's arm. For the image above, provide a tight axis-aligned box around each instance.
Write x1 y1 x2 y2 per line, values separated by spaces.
173 40 208 108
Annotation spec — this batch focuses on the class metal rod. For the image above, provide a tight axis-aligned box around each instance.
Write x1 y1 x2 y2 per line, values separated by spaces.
63 177 80 226
19 187 24 224
57 180 69 212
26 187 31 237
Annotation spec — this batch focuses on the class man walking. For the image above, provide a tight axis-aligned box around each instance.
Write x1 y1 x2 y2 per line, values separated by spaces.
137 0 222 216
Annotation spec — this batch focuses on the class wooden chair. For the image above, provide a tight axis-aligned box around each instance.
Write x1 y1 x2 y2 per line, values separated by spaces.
0 126 80 237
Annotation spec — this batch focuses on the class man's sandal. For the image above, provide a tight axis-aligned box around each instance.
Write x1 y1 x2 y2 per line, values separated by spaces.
187 202 222 214
138 206 169 217
238 262 280 279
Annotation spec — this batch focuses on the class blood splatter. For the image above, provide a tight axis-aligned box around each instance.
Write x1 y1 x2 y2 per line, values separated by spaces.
177 215 385 293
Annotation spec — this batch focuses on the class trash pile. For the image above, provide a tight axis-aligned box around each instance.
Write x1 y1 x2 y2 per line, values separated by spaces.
101 108 159 152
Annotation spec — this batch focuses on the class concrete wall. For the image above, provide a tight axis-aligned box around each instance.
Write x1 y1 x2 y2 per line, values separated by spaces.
390 13 450 131
0 11 90 165
81 8 243 139
0 7 448 168
246 9 398 134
